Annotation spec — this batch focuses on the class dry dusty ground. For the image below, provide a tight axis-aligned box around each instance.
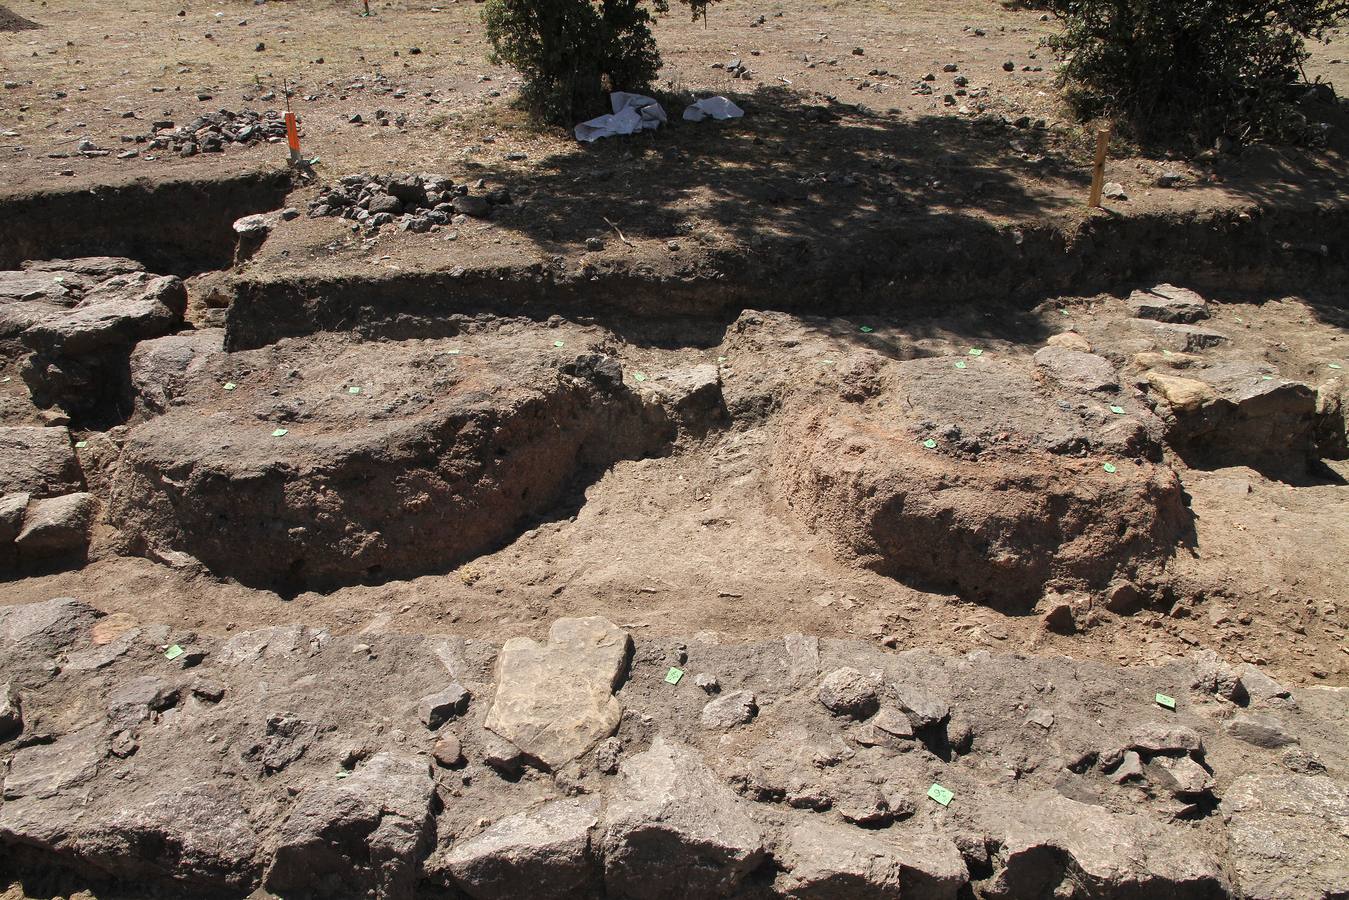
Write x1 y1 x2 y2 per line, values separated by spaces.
1 2 1349 899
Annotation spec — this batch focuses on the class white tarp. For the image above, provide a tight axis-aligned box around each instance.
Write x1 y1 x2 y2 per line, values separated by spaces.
574 92 668 142
682 96 745 122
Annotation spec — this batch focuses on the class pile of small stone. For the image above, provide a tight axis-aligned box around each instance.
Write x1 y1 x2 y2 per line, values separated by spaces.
307 172 509 233
145 109 288 157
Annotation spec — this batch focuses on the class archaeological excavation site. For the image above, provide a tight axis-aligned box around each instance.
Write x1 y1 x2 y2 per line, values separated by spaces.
2 0 1349 898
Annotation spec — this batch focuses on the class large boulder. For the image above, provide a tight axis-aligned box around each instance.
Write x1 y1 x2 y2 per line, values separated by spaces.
438 798 601 899
0 596 102 655
20 270 186 421
775 357 1188 606
1128 285 1210 324
0 426 82 497
265 752 436 899
1225 773 1349 900
601 737 766 899
14 491 97 557
983 794 1228 898
128 328 224 414
1145 364 1319 475
775 822 966 900
484 617 631 771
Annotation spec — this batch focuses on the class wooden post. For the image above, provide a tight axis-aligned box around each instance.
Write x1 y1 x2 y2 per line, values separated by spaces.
1088 127 1110 208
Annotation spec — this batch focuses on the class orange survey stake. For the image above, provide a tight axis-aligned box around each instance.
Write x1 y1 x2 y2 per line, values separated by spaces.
284 111 300 152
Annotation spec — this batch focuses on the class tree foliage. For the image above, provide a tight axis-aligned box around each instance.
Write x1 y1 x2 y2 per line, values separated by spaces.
1045 0 1349 144
484 0 719 125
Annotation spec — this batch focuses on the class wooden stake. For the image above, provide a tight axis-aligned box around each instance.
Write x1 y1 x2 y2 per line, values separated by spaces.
1088 127 1111 208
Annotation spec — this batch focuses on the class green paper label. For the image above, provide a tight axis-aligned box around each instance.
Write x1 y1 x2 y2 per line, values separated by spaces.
928 783 954 806
1109 405 1125 415
223 382 237 391
1155 693 1176 709
1103 462 1117 474
859 326 875 334
165 645 184 660
348 386 361 394
923 439 937 449
272 428 289 437
664 667 684 685
955 361 967 370
968 348 983 356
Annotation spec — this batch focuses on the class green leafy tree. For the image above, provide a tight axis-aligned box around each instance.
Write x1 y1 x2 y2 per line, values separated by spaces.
1045 0 1349 144
484 0 719 124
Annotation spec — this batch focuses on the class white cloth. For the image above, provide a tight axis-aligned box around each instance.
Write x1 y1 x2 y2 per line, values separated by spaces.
574 92 668 142
682 96 745 122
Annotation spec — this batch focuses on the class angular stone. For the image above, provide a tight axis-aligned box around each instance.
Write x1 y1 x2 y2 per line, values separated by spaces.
1128 285 1209 324
986 794 1228 898
265 752 435 899
1033 346 1118 393
0 680 21 740
432 735 464 768
818 667 880 719
1145 322 1230 353
419 683 471 730
700 690 757 730
893 683 950 729
129 329 223 414
1147 372 1218 413
484 617 632 771
601 737 765 900
1151 755 1214 796
0 426 82 497
774 821 904 898
1127 723 1203 755
1226 773 1349 900
1238 664 1291 705
442 798 600 900
1046 331 1091 352
1109 750 1144 783
0 491 29 543
1227 713 1297 749
644 365 724 432
1191 649 1244 702
15 491 97 555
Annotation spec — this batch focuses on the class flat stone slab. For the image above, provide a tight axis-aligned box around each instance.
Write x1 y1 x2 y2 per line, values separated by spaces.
484 617 632 771
1128 285 1209 324
1226 774 1349 900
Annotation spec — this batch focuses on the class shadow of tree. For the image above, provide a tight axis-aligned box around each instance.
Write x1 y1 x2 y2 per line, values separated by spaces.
474 84 1084 252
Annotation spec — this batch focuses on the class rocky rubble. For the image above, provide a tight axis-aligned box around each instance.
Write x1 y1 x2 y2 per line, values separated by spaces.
146 108 289 158
307 172 510 234
1 603 1344 899
0 259 187 422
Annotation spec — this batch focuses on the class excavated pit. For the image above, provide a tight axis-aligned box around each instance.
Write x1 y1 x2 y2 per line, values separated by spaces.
773 356 1192 607
107 328 681 594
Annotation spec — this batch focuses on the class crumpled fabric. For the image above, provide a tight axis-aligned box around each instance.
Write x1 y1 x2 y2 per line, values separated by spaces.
574 92 668 142
682 96 745 122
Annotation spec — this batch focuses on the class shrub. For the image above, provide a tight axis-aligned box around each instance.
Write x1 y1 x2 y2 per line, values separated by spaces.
1045 0 1349 145
484 0 719 125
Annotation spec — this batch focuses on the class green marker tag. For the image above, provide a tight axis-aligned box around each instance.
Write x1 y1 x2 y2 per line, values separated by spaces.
1261 375 1273 381
335 770 350 779
75 440 88 449
223 382 237 391
1109 405 1125 415
553 340 564 348
633 372 646 383
859 326 874 334
165 645 184 660
348 386 361 394
664 667 684 685
447 349 461 355
1162 350 1172 357
968 348 983 356
1331 363 1343 370
1155 693 1176 710
954 360 967 369
717 356 728 363
1059 309 1069 316
928 783 954 807
923 439 938 449
1103 462 1118 474
1234 317 1243 324
272 428 289 437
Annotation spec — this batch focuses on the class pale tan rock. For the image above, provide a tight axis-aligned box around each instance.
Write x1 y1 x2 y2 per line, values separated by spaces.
1146 372 1218 413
